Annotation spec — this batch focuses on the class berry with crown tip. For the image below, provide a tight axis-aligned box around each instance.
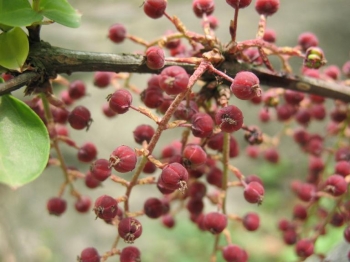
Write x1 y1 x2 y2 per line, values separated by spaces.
158 66 189 95
120 246 141 262
255 0 280 16
160 163 189 192
47 197 67 216
118 217 143 243
215 105 244 132
145 46 165 70
144 0 167 19
325 174 347 196
93 195 118 220
78 247 100 262
192 0 215 18
68 106 92 130
109 145 137 173
203 212 227 234
244 181 264 204
108 89 133 114
108 23 126 43
230 71 261 100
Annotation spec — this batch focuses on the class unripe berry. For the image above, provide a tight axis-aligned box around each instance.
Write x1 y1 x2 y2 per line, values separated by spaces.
230 71 261 100
158 66 189 95
94 195 118 220
203 212 227 234
78 247 100 262
118 217 143 243
109 145 137 173
145 46 165 70
215 105 244 133
108 89 133 114
108 23 126 43
47 197 67 216
192 0 215 18
243 181 264 204
304 47 326 69
255 0 280 16
68 106 92 130
120 246 141 262
144 0 167 19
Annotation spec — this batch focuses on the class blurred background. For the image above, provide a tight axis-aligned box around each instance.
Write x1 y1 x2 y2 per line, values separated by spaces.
1 0 350 261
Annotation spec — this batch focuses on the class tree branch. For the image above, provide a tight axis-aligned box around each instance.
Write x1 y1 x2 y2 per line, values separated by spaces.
1 42 349 102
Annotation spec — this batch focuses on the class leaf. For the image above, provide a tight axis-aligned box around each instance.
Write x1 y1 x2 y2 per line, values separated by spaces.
0 0 43 27
0 95 50 188
40 0 81 28
0 27 29 70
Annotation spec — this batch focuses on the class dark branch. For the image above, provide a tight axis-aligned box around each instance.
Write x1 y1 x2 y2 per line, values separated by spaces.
1 42 350 102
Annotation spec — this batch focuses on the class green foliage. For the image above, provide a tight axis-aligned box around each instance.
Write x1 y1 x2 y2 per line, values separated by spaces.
0 95 50 188
0 27 29 70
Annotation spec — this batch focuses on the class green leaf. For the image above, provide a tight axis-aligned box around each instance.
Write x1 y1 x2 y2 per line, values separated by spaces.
40 0 81 28
0 27 29 70
0 0 43 27
0 95 50 188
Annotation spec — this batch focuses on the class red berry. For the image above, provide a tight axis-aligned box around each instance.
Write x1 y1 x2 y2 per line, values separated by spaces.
118 217 142 243
160 163 189 192
215 105 244 133
145 46 165 70
108 89 133 114
255 0 280 16
192 0 215 18
144 198 164 219
284 90 305 105
296 183 316 202
230 71 261 100
191 112 214 138
203 212 227 234
68 80 86 99
102 103 118 118
344 226 350 243
159 66 189 95
60 90 74 105
85 171 101 188
182 144 207 169
243 212 260 231
298 32 318 52
206 166 223 188
143 0 167 19
263 148 279 164
226 0 252 9
323 65 341 80
143 160 157 174
325 174 347 196
120 246 141 262
75 196 92 213
52 107 69 124
93 195 118 220
141 85 164 109
174 100 199 121
207 132 224 151
335 161 350 177
342 60 350 77
133 125 155 144
278 219 293 231
222 244 248 262
295 239 314 258
77 142 97 163
78 247 100 262
293 204 307 220
243 181 264 204
204 15 219 29
283 229 297 245
94 71 112 88
90 159 111 181
109 145 137 173
108 23 126 43
162 214 175 228
164 30 181 49
263 28 276 43
68 106 92 130
47 197 67 216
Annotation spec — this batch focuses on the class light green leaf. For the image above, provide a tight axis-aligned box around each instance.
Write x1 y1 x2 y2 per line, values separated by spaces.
0 0 43 27
40 0 81 28
0 27 29 70
0 95 50 188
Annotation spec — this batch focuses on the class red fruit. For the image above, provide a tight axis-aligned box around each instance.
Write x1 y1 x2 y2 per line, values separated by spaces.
243 181 264 204
60 90 74 106
295 239 314 258
145 46 165 70
85 171 101 188
162 214 175 228
259 108 270 122
215 105 244 133
246 145 260 159
207 132 224 151
118 217 143 243
243 212 260 231
206 166 223 188
186 198 204 215
109 145 137 173
108 23 126 43
94 71 112 88
245 175 263 186
293 204 307 220
47 197 67 216
77 142 97 163
68 106 92 130
188 181 207 199
310 104 326 120
296 183 316 202
160 163 189 192
278 219 293 231
120 246 141 262
164 30 181 49
52 107 69 124
174 100 199 121
204 15 219 29
342 60 350 77
143 161 157 174
133 124 155 144
140 85 164 109
93 195 118 220
335 161 350 177
182 144 207 169
222 244 248 262
203 212 227 234
108 89 133 114
255 0 280 16
75 196 92 213
324 65 341 80
226 0 252 9
284 90 305 105
263 148 279 163
90 159 111 181
276 103 295 121
263 28 276 43
344 226 350 243
102 103 118 118
192 0 215 18
144 0 167 19
158 66 189 95
230 71 261 100
295 108 311 126
283 229 297 245
68 80 86 99
191 112 214 138
298 32 318 52
144 198 164 219
325 174 347 196
78 247 100 262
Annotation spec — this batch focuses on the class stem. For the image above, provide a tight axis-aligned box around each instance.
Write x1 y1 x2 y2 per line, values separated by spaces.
32 0 40 12
221 133 230 215
210 234 220 262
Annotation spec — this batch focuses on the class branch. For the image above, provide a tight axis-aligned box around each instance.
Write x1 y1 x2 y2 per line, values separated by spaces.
1 42 349 102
